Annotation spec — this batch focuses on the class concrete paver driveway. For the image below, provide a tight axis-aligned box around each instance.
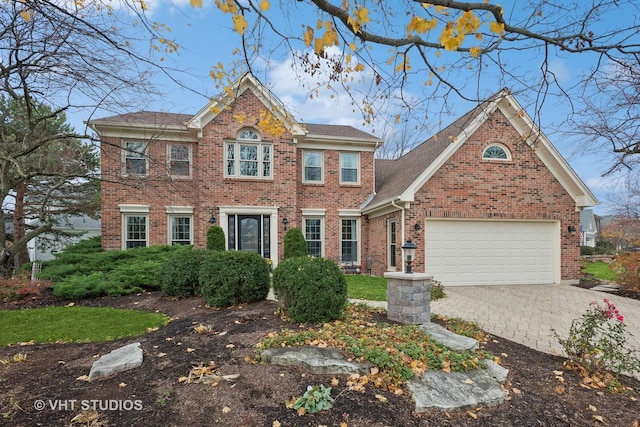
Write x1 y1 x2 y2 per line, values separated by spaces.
430 284 640 366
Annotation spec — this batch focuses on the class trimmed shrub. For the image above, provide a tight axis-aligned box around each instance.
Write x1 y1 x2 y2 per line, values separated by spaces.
283 228 308 259
160 247 208 298
199 251 270 307
581 245 595 256
272 256 347 323
206 226 226 251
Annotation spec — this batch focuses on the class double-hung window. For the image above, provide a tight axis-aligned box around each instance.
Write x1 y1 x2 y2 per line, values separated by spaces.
169 144 191 177
169 216 192 245
225 128 272 179
340 218 359 262
120 205 149 249
304 218 323 257
340 152 360 184
303 151 323 183
124 141 147 175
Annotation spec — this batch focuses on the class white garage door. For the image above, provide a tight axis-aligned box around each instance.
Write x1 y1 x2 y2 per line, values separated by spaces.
424 220 558 286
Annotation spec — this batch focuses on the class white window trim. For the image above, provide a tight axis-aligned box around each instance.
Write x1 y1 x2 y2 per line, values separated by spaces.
302 209 326 257
302 150 324 184
167 143 192 178
339 216 361 265
339 152 361 185
224 140 274 179
482 143 512 161
122 140 148 176
119 205 149 250
165 206 194 246
387 219 397 271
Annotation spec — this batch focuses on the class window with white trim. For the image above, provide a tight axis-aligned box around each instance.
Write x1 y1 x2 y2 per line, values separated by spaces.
225 128 272 179
169 216 192 245
304 218 323 257
303 151 323 183
482 143 511 161
124 141 147 175
340 152 360 184
169 144 191 177
388 219 397 270
124 215 147 249
340 218 359 262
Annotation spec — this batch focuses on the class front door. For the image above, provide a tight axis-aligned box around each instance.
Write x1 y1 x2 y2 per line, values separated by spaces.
238 215 261 254
227 214 271 258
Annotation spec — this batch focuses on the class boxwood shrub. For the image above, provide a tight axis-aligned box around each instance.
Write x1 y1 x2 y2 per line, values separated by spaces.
272 256 347 323
160 247 208 298
199 251 270 307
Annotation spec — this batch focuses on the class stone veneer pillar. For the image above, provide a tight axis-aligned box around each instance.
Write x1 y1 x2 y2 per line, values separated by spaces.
384 272 432 324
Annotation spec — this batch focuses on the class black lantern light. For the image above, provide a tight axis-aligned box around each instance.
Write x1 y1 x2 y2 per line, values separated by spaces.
282 216 288 230
401 238 417 274
208 210 216 224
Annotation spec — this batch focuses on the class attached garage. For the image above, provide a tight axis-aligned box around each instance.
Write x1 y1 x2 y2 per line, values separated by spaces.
424 219 560 286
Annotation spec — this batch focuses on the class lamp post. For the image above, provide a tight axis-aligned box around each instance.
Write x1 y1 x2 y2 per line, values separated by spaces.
401 238 417 274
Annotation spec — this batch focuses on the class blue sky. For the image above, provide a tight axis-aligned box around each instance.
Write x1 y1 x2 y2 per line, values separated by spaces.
71 0 637 216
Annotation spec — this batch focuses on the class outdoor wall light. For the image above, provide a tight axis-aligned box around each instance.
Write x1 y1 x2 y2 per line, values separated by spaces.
282 216 288 230
567 225 577 233
414 223 422 232
402 238 417 274
208 210 216 224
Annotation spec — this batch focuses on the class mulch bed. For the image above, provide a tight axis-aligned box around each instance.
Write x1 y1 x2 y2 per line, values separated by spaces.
0 287 639 427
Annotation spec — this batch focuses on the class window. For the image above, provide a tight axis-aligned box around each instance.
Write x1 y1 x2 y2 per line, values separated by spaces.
388 219 397 270
225 128 272 179
169 144 191 177
303 151 323 183
124 141 147 175
169 216 192 245
304 218 323 257
341 218 359 262
124 215 147 249
340 152 360 184
482 143 511 161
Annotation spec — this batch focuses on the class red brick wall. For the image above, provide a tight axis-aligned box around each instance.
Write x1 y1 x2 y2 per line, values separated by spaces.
395 109 580 281
100 88 376 263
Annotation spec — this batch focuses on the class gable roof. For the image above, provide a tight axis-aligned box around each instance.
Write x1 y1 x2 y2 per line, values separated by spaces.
363 89 598 215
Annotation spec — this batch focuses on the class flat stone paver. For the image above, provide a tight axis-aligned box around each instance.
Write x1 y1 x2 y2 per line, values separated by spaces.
430 284 640 359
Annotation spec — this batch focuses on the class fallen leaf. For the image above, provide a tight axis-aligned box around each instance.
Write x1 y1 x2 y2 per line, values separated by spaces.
340 422 348 427
218 331 227 336
375 394 388 403
178 376 188 383
118 382 127 388
226 344 235 349
467 411 478 419
592 415 604 423
588 404 597 412
331 377 339 386
555 385 565 394
186 348 196 353
157 352 167 358
630 396 637 402
464 378 474 385
511 388 521 395
222 406 231 414
272 421 281 427
76 375 90 382
297 407 306 416
370 367 379 375
553 370 563 376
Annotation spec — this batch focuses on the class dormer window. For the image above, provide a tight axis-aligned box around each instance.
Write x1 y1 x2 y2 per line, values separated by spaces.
482 143 511 161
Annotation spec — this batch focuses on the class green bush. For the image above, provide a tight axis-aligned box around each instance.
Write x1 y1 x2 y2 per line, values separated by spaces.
283 228 308 259
206 226 226 251
160 247 208 298
272 256 347 323
199 251 270 307
580 246 595 256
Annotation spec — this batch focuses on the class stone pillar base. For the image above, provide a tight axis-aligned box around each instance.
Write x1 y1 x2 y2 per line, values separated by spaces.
384 272 432 324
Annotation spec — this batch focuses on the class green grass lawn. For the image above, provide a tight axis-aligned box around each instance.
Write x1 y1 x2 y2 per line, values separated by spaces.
0 306 169 346
345 275 387 301
582 260 617 282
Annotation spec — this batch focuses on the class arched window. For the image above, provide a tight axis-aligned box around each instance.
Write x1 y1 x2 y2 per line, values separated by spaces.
482 143 511 161
237 128 260 140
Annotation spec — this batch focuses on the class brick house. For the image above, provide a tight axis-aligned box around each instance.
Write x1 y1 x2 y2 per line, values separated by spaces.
89 73 597 286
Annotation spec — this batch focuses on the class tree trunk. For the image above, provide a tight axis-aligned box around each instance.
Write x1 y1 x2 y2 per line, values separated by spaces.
12 181 31 270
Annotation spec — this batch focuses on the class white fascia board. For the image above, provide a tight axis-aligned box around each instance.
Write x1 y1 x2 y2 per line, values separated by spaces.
498 95 599 208
361 198 406 218
90 123 198 143
297 136 380 152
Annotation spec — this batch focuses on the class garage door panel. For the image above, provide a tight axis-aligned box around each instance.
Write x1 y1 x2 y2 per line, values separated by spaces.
425 220 557 286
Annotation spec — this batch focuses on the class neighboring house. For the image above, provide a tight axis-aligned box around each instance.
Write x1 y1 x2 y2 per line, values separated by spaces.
89 73 597 286
579 208 598 247
27 215 101 262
